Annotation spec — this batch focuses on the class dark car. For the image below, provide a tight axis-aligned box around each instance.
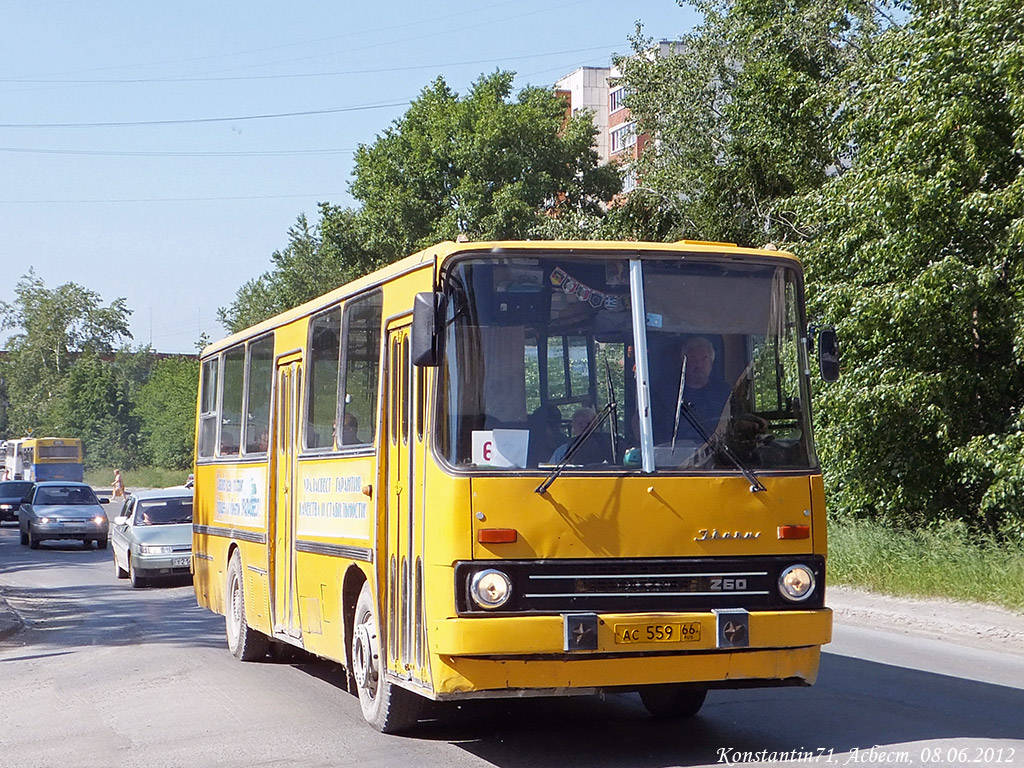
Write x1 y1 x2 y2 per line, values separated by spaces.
0 481 34 523
18 481 109 549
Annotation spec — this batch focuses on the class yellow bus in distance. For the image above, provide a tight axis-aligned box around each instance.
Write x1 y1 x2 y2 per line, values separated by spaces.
192 239 839 733
3 437 84 483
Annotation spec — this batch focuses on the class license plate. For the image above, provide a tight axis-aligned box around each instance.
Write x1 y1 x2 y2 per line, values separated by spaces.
614 622 701 644
172 557 190 567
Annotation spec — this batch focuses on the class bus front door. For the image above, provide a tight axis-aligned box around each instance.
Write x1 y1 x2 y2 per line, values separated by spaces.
272 357 302 640
384 323 429 688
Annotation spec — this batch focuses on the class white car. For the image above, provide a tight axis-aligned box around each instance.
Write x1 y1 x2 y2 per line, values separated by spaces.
110 486 193 588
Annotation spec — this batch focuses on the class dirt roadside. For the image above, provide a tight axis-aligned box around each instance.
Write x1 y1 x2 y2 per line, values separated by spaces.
827 584 1024 657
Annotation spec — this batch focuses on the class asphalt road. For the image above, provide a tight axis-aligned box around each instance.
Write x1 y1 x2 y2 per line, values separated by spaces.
1 520 1022 768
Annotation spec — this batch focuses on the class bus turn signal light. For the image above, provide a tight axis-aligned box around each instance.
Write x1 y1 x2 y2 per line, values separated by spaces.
777 525 810 540
478 528 518 544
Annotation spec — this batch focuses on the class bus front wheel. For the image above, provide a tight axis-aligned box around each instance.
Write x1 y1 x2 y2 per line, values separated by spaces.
225 551 269 661
351 582 422 733
639 685 707 719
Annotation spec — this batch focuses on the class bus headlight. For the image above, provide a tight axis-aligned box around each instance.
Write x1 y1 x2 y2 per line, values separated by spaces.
778 564 815 602
469 569 512 610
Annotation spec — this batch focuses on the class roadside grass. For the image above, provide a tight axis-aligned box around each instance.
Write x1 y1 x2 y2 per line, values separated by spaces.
827 516 1024 613
85 466 188 492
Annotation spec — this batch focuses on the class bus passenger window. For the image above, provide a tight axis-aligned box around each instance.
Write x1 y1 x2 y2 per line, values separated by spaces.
198 358 219 458
340 292 382 447
307 307 342 450
219 346 245 456
244 334 274 454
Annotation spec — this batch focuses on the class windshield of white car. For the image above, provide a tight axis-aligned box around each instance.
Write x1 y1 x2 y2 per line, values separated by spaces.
135 499 193 525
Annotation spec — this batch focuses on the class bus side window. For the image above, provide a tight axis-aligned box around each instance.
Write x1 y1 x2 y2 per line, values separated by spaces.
198 358 220 458
219 346 245 455
244 334 274 454
339 291 382 448
307 307 342 450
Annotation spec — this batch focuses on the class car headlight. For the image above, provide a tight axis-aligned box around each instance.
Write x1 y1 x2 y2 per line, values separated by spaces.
140 545 174 555
778 564 816 602
469 569 512 609
93 516 107 525
40 517 52 524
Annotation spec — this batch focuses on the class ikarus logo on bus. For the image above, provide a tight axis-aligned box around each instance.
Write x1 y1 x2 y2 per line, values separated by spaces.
694 528 762 541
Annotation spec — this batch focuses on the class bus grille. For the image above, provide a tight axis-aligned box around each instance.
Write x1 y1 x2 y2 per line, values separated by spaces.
454 556 825 615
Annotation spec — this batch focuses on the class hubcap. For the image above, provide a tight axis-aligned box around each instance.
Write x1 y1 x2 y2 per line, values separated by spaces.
352 621 377 691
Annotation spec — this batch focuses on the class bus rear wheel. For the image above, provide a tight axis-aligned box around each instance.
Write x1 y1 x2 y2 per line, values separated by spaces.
225 551 269 661
351 582 422 734
639 685 707 719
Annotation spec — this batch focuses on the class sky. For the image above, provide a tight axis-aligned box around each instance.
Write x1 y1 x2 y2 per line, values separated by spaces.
1 0 699 353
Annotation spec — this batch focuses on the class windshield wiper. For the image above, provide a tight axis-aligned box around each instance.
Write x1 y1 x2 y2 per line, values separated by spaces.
603 357 618 466
671 354 687 451
677 400 766 493
535 402 614 495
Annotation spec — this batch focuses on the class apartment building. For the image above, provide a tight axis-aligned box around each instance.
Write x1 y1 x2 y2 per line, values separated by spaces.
554 41 680 195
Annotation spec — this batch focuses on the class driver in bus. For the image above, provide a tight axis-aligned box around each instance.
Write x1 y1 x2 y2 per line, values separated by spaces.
655 335 732 444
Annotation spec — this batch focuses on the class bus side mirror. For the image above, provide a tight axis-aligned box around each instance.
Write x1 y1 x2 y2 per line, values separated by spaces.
412 292 446 367
817 327 840 382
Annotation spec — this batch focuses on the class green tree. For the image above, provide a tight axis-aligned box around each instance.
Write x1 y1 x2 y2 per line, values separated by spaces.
220 70 620 331
53 353 140 470
0 270 133 436
219 209 377 334
613 1 884 246
352 71 620 258
614 0 1024 538
795 0 1024 537
134 356 199 470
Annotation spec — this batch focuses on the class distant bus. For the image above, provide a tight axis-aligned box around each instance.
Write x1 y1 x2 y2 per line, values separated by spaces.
193 238 838 733
3 437 84 482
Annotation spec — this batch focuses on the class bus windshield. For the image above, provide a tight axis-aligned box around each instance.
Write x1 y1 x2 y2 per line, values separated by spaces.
438 253 816 473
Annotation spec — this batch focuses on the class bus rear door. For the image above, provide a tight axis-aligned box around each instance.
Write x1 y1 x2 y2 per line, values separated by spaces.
273 354 303 640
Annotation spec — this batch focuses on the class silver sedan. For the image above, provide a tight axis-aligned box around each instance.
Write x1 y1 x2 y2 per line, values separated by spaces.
19 482 109 549
110 486 193 588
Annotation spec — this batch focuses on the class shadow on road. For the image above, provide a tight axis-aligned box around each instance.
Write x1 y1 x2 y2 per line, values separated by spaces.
377 652 1021 766
273 651 1024 766
0 528 223 652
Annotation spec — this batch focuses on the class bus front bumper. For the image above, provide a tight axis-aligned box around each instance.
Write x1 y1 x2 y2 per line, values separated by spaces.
428 608 831 697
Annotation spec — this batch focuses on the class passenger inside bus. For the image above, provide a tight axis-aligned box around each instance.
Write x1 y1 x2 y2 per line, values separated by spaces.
527 404 564 466
549 407 613 465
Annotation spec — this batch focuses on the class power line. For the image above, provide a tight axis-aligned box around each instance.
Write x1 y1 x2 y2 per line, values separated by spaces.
0 193 345 204
0 146 356 157
19 0 538 79
0 45 620 86
0 100 408 129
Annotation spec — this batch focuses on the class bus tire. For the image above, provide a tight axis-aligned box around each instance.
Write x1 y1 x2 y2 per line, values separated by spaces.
639 685 707 719
351 582 422 734
225 551 269 661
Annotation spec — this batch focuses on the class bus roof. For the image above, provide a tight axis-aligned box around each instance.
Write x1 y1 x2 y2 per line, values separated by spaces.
202 239 798 357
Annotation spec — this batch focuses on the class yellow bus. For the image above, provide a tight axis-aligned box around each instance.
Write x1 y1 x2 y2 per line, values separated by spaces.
192 239 838 733
3 437 84 482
